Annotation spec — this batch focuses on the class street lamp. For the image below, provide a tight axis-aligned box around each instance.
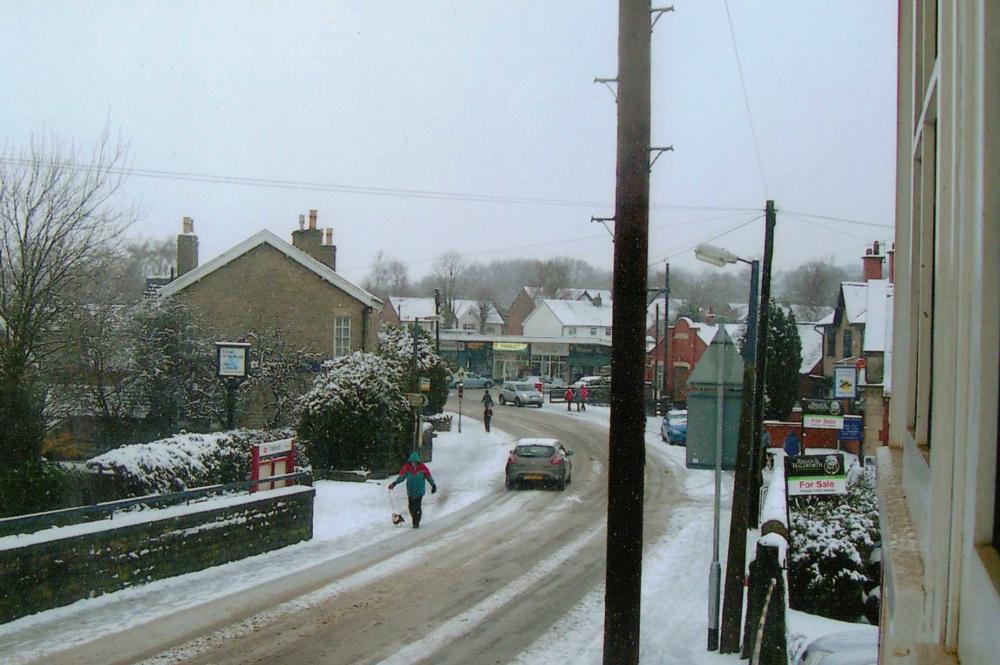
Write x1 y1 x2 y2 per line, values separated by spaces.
694 244 759 362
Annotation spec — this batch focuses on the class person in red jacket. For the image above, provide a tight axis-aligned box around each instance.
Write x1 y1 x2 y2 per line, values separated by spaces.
388 451 437 528
579 384 588 411
565 387 574 411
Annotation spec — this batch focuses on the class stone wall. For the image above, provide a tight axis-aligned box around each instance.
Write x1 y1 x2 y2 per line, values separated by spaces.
0 486 314 624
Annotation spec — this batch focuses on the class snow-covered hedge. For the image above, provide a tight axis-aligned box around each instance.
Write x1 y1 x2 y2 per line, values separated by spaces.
377 327 450 414
296 353 410 472
86 428 296 497
788 472 880 622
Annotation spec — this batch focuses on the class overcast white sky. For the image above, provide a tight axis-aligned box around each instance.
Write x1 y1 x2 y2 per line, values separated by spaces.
1 1 897 284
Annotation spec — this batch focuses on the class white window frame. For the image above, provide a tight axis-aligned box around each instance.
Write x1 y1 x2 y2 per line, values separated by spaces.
334 316 352 357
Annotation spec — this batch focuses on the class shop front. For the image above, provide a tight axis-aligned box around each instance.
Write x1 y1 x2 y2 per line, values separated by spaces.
492 341 531 380
568 343 612 380
440 340 493 377
529 342 571 381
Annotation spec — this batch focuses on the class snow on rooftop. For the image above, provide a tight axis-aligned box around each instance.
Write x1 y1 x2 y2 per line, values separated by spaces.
797 323 824 374
452 299 504 325
389 296 438 319
841 282 869 324
862 280 892 352
543 299 613 327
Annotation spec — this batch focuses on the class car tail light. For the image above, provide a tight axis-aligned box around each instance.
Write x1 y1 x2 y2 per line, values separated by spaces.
507 453 518 465
549 455 563 466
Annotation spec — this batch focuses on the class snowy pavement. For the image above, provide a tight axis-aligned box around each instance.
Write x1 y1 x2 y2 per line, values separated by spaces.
1 406 870 664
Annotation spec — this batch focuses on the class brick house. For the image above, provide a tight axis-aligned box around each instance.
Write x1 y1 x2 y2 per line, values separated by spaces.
158 212 382 358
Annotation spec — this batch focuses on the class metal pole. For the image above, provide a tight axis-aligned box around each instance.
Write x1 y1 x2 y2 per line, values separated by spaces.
654 303 661 405
708 334 725 651
744 260 760 364
604 1 650 663
663 263 670 402
412 323 420 453
434 288 441 354
225 379 237 430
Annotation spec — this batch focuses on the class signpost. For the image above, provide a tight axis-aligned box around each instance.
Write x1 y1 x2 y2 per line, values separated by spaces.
216 341 251 430
785 454 847 496
457 382 463 433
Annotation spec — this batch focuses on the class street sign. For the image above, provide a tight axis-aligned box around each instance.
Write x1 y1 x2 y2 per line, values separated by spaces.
803 414 844 430
802 399 842 415
786 454 847 496
419 377 431 392
405 393 427 407
839 415 863 440
454 368 467 382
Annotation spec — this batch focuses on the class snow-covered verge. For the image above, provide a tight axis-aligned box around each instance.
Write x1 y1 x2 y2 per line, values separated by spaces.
1 407 881 665
0 415 512 663
86 428 295 496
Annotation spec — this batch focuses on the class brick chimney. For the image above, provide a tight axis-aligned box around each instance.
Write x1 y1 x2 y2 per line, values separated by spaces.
704 307 717 326
862 241 884 281
176 217 199 277
291 209 336 271
592 294 602 307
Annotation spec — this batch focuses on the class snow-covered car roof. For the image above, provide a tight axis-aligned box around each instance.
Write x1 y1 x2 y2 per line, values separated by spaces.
516 438 560 446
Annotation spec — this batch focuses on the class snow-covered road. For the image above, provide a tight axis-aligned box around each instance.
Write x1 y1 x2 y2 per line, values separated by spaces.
2 397 866 664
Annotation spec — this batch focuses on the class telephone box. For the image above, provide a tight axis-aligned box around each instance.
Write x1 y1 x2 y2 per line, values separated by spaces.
251 438 296 492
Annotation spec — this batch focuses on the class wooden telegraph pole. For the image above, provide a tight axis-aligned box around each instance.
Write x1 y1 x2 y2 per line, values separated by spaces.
603 2 651 664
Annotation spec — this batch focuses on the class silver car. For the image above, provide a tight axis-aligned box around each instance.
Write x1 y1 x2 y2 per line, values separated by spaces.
505 438 574 490
498 381 544 408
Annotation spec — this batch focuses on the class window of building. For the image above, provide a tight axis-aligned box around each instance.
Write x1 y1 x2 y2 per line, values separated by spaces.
590 327 597 336
334 317 351 357
843 329 853 358
605 328 612 336
567 327 576 336
462 323 476 331
827 330 836 357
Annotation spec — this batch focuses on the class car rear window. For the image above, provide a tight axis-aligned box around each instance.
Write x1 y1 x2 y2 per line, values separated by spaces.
515 445 555 457
515 383 534 391
668 414 687 425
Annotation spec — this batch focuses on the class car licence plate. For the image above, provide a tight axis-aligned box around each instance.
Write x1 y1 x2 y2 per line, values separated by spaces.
524 474 543 480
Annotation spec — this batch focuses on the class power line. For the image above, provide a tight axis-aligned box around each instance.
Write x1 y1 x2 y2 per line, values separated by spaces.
779 209 894 229
0 155 755 213
724 0 769 197
782 213 883 241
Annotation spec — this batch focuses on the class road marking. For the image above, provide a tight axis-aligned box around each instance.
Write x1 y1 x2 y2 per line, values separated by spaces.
373 526 604 665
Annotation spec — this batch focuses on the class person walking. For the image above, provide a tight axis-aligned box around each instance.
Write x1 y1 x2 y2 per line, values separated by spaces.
565 386 574 411
574 386 583 411
388 451 437 529
481 389 494 408
579 384 588 411
483 403 493 432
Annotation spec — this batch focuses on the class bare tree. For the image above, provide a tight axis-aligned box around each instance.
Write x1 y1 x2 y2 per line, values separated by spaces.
0 133 133 462
430 250 464 327
533 259 571 298
363 250 411 300
778 260 849 321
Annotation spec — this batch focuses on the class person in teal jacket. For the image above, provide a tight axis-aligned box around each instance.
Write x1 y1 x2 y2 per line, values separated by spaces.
388 451 437 528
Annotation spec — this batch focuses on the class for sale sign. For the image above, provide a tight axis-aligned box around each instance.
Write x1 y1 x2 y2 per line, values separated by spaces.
786 453 847 496
803 414 844 430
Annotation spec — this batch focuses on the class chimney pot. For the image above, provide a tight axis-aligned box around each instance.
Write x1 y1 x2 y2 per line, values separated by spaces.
325 228 333 245
182 216 194 234
298 214 305 231
873 240 880 254
308 209 318 230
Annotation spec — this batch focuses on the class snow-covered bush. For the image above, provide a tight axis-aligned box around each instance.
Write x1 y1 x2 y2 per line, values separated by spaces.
296 353 410 472
86 428 295 496
788 473 880 622
377 326 450 414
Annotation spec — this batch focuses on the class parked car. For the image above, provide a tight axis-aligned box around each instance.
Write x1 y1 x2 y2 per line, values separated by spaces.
498 381 544 407
524 375 568 392
448 372 493 389
794 630 878 665
570 375 604 389
505 438 574 490
660 409 688 446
